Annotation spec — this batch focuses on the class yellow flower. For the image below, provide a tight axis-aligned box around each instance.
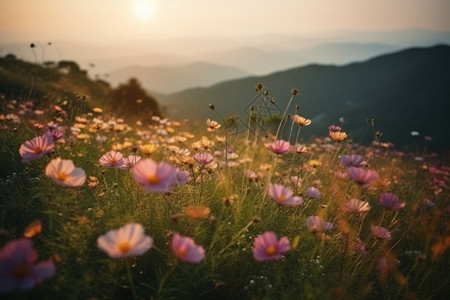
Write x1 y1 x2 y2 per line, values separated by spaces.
206 119 221 132
139 144 158 155
329 131 348 142
292 115 312 126
92 107 103 113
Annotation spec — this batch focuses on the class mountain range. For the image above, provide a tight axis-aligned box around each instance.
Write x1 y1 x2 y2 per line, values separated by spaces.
157 45 450 153
2 29 450 94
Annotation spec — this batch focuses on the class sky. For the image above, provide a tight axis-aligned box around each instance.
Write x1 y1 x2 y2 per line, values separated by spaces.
1 0 450 45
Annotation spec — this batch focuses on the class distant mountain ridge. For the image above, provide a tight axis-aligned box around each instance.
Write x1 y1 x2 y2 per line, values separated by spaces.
107 62 251 94
159 45 450 152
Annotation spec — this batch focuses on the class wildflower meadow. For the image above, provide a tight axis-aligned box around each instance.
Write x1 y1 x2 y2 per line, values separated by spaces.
0 83 449 300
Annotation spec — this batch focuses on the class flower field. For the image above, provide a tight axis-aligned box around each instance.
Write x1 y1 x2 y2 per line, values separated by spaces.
0 85 449 300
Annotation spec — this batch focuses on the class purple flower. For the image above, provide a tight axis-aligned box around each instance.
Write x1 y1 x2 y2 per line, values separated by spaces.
268 140 291 155
306 216 334 234
347 167 379 188
0 238 55 293
340 154 367 168
371 225 392 240
268 184 303 206
328 125 342 132
252 232 290 262
171 233 205 263
305 186 321 200
379 193 406 211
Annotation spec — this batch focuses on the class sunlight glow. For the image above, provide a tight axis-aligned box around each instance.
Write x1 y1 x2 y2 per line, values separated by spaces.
134 0 155 21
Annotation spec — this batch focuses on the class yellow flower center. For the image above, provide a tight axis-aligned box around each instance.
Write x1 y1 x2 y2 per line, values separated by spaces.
177 247 186 257
266 245 276 256
12 264 29 279
118 241 132 254
57 171 69 182
277 196 286 202
147 173 160 184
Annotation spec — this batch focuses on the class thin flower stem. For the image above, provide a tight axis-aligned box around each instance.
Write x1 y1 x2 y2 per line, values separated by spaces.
275 94 295 140
161 193 176 214
157 261 178 296
125 258 138 300
217 219 255 256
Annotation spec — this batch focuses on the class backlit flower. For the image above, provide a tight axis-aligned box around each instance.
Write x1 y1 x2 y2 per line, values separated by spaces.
139 144 158 155
268 184 303 206
171 233 205 263
45 158 86 187
206 118 221 132
329 131 348 142
347 167 379 188
371 225 392 240
343 199 371 214
97 223 153 259
99 151 124 168
185 205 211 219
252 231 290 262
19 134 55 163
118 155 141 170
194 152 214 167
340 154 367 168
379 193 406 211
0 238 55 293
268 140 291 155
292 115 312 126
132 158 178 193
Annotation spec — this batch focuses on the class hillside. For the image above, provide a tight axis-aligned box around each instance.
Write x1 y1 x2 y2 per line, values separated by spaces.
159 45 450 152
0 55 161 120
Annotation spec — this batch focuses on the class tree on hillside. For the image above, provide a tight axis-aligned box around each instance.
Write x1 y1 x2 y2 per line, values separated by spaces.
112 78 161 119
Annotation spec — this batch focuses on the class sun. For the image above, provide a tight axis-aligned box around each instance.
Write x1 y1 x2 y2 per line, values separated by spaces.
134 0 156 21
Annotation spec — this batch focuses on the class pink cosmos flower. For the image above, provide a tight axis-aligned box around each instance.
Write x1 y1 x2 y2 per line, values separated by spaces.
268 184 303 206
0 238 55 293
343 199 371 214
171 233 205 263
305 186 321 200
45 158 86 187
379 193 406 211
244 170 260 182
97 223 153 259
252 231 290 262
371 225 392 240
19 134 55 163
306 216 334 233
347 167 379 188
132 158 178 193
340 154 367 168
268 140 291 155
194 152 214 167
173 168 190 185
99 151 125 168
118 155 142 170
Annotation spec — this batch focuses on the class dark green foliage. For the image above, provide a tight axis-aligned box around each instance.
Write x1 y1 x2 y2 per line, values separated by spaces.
111 78 162 119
